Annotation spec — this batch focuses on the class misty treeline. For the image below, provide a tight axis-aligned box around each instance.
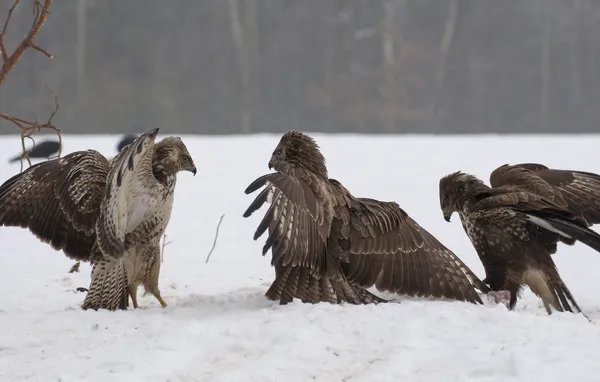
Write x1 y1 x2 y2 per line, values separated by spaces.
0 0 599 135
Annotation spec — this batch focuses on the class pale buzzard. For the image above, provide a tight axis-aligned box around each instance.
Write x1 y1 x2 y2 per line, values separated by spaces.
439 171 600 315
0 128 197 311
243 131 489 306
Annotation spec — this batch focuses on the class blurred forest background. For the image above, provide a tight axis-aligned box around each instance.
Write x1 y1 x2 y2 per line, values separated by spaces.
1 0 600 135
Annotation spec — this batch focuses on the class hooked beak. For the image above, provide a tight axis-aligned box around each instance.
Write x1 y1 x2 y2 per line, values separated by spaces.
443 212 452 222
268 160 274 170
190 166 197 176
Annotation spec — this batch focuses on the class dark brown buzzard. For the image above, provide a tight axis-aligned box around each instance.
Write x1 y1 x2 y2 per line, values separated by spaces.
0 128 197 311
439 171 600 315
243 131 490 306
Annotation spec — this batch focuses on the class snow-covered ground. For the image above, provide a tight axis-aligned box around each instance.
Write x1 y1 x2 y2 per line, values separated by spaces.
0 133 599 382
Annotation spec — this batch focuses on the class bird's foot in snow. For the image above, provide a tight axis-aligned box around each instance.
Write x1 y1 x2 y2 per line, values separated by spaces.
486 290 511 307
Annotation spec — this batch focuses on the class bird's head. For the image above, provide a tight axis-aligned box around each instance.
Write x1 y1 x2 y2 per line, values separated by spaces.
268 131 328 177
153 137 197 176
439 171 484 222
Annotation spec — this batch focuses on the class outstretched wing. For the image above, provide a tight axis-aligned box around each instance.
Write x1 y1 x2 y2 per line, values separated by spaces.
491 163 600 225
471 186 584 224
0 150 110 260
330 186 488 304
471 186 600 253
490 164 567 207
95 128 162 259
243 162 332 276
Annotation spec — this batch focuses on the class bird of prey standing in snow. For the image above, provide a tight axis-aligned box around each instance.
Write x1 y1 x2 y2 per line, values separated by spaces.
439 169 600 315
0 128 197 310
243 130 489 306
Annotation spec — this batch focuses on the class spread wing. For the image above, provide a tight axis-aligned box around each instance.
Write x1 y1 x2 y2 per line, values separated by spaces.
491 163 600 225
331 186 488 304
95 128 162 259
243 162 332 276
0 150 110 261
471 187 600 252
473 187 561 213
490 164 567 207
471 187 585 224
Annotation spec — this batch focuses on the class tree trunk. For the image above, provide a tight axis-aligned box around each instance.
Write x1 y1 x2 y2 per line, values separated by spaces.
540 0 553 131
227 0 251 133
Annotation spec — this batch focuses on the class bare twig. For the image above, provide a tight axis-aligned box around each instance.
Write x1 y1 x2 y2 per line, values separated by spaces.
0 0 60 170
160 232 172 263
205 214 225 263
68 261 81 273
0 0 53 86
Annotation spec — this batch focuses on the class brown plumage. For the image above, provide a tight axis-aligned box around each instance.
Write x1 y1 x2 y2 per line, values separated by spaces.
490 163 600 227
439 171 600 315
0 128 197 311
243 131 489 306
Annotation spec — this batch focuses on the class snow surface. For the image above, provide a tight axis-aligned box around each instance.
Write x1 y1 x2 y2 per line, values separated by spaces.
1 133 600 382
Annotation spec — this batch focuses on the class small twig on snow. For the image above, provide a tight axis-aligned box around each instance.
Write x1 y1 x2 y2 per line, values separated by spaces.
205 214 225 263
68 261 81 273
160 232 172 263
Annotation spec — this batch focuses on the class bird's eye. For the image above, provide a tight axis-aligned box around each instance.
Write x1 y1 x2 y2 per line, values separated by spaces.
274 150 282 157
183 156 189 162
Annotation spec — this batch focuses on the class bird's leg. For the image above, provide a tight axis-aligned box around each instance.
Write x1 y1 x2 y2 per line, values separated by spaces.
129 284 139 309
143 252 167 308
507 283 521 311
149 288 168 308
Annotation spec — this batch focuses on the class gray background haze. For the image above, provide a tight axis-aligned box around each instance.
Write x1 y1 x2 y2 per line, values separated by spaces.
0 0 598 135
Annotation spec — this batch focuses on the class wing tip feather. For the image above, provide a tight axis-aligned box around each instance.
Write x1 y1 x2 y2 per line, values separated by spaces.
244 174 270 195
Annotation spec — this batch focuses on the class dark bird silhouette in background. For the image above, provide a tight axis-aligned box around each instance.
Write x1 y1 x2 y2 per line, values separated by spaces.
439 170 600 316
8 140 60 163
117 134 138 152
243 130 489 307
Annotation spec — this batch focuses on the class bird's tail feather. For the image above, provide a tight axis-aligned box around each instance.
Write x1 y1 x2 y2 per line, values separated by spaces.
526 213 600 253
266 263 387 305
523 267 582 315
81 258 129 311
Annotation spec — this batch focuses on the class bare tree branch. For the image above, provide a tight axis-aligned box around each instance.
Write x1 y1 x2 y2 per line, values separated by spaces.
0 0 53 86
0 0 61 170
205 214 225 263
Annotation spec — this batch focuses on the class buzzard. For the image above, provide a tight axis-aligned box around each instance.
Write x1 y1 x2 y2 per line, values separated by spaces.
0 128 196 311
243 131 490 306
439 171 600 315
